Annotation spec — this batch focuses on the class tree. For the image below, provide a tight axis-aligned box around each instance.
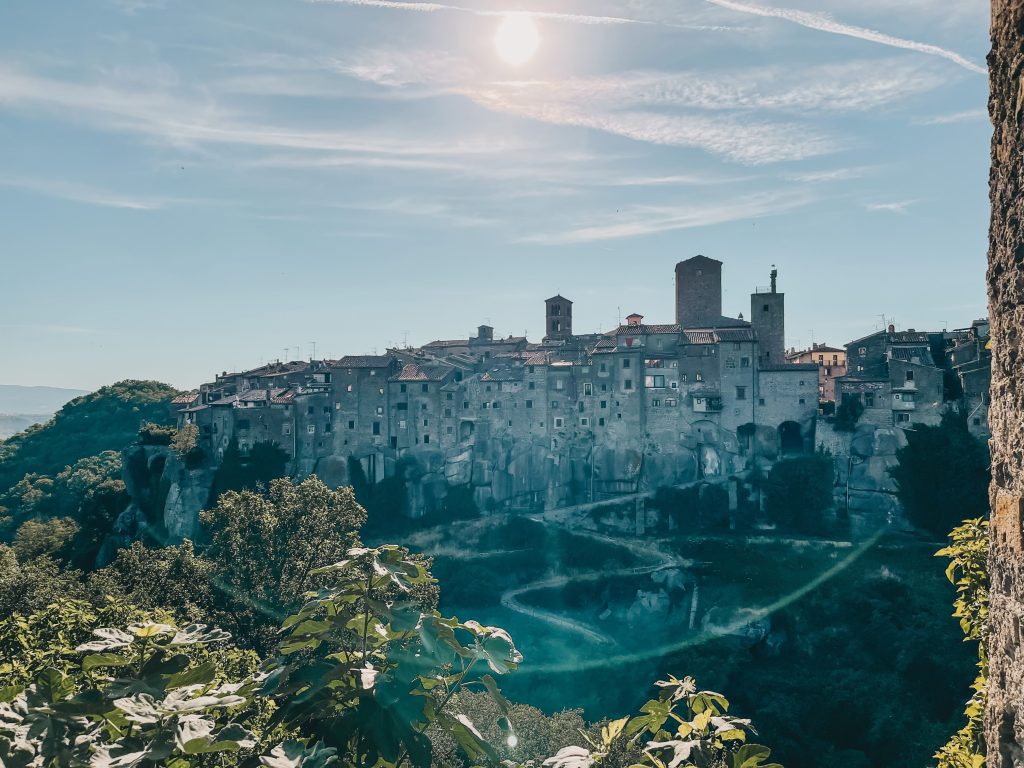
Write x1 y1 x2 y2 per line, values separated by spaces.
765 452 835 531
13 517 79 562
833 395 864 432
889 411 990 539
200 476 368 651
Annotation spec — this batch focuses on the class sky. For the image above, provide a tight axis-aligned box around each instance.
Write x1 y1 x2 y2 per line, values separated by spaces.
0 0 992 391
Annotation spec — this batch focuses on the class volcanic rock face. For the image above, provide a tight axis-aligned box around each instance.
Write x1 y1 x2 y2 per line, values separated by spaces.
988 1 1024 761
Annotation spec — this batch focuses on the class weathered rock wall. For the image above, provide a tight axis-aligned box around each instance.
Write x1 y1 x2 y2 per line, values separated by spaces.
988 1 1024 762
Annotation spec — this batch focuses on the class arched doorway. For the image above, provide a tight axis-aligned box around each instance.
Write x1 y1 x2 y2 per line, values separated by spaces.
778 421 803 455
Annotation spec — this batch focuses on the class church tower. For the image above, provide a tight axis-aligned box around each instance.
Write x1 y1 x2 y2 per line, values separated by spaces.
544 295 573 341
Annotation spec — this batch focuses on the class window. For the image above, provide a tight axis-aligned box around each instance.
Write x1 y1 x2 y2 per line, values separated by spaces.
759 398 765 406
447 426 454 434
555 379 565 391
695 372 703 382
763 304 770 312
580 417 589 426
390 436 398 448
554 417 564 428
624 379 633 390
307 406 315 415
652 399 661 407
974 417 982 426
493 401 501 409
896 412 910 423
725 359 736 368
378 388 385 396
736 386 747 400
599 417 606 426
528 366 535 374
444 408 452 417
463 401 470 409
526 400 534 409
551 401 559 409
423 418 429 427
741 357 751 368
447 393 454 401
906 370 915 382
798 398 806 405
307 425 316 434
666 398 677 407
372 421 381 435
579 401 585 413
423 434 430 444
600 363 607 373
325 422 332 433
645 359 664 368
399 420 407 429
529 381 536 390
645 375 666 388
623 359 631 369
370 370 376 376
335 402 341 410
865 392 875 407
423 384 430 393
397 402 408 411
376 406 384 415
282 423 292 435
584 383 593 396
600 400 607 409
348 420 355 430
680 374 688 383
400 384 407 393
733 343 741 351
858 347 867 357
347 385 353 392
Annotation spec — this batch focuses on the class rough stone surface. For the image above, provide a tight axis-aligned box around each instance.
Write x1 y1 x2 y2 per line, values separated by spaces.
988 1 1024 761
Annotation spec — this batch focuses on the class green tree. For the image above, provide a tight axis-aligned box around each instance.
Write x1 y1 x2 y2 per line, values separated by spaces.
833 395 864 432
889 411 990 539
200 476 368 651
13 517 79 562
0 380 179 495
765 452 835 531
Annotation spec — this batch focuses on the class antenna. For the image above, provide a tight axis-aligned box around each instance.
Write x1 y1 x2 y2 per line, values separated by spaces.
283 348 289 363
310 341 317 361
402 330 410 348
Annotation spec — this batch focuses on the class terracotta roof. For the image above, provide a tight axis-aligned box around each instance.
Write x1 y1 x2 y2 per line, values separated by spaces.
482 368 525 383
392 363 453 382
271 391 298 404
422 339 467 349
209 394 240 406
171 392 199 405
889 347 934 363
683 330 717 345
847 329 933 346
714 328 756 342
181 404 210 413
524 352 551 366
612 323 683 336
334 355 395 369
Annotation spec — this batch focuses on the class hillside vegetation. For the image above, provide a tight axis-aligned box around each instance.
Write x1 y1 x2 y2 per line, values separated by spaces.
0 380 179 495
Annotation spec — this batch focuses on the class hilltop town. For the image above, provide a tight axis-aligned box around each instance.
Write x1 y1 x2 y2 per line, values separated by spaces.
161 255 991 535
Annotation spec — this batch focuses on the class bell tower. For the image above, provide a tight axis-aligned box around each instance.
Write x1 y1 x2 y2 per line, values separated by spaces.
544 295 573 341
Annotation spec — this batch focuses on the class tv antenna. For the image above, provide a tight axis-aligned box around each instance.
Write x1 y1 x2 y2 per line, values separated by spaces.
310 341 317 361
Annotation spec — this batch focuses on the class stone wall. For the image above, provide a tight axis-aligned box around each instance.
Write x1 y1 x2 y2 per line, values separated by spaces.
989 0 1024 762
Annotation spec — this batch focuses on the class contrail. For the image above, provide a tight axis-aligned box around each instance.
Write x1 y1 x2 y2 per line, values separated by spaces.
312 0 739 30
705 0 986 74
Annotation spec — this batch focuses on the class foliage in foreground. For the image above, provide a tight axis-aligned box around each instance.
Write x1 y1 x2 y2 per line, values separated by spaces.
934 518 989 768
0 542 780 768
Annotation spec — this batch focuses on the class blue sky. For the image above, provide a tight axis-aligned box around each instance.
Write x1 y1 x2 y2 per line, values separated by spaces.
0 0 991 390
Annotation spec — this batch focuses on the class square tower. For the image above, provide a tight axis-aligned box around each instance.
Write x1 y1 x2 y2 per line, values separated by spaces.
751 267 785 367
545 295 573 341
676 255 723 328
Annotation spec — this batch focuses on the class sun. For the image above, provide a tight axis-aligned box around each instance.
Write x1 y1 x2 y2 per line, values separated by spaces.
495 13 539 66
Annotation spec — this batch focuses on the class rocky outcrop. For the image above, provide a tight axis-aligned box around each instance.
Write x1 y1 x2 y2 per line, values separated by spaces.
987 1 1024 761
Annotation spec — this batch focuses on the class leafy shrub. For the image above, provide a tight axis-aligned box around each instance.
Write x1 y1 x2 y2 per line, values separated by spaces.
765 452 835 532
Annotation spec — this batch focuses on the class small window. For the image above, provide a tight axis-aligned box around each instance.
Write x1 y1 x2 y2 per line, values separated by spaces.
399 420 407 429
335 402 341 410
376 406 384 415
423 434 430 444
763 304 770 312
598 417 606 426
623 359 631 369
580 417 590 426
554 417 564 428
400 384 407 393
666 398 676 407
347 385 354 392
529 381 536 390
858 347 867 357
307 406 315 415
307 425 316 434
584 383 593 396
798 398 805 405
555 379 564 391
624 379 633 390
348 420 355 430
372 421 381 435
378 388 385 396
551 401 559 409
526 400 534 409
283 423 292 435
906 370 915 382
695 372 703 382
736 386 747 400
865 392 875 407
896 412 910 423
423 418 429 427
325 422 332 433
758 398 765 406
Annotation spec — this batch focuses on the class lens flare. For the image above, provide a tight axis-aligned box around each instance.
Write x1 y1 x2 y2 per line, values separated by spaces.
495 13 539 66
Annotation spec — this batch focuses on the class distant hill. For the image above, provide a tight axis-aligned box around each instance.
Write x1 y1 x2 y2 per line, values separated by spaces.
0 385 90 440
0 380 180 493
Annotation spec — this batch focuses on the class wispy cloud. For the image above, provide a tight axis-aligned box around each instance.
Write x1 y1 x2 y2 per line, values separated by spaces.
526 190 813 244
921 108 988 125
311 0 738 30
0 176 163 210
865 199 917 213
787 166 871 183
704 0 986 74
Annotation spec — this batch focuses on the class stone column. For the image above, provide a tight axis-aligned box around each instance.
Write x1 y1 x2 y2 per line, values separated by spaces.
988 1 1024 762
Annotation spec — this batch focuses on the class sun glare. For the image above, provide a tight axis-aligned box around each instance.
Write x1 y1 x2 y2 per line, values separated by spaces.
495 13 539 66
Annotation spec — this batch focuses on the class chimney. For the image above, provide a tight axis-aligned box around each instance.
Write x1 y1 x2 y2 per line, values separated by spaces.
626 313 644 327
887 324 896 333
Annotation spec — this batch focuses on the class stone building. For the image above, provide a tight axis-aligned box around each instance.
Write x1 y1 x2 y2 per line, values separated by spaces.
836 327 945 428
786 344 847 404
173 256 818 524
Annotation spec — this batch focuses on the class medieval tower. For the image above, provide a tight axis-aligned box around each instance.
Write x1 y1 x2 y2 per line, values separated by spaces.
675 255 723 328
751 266 785 367
544 295 573 341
